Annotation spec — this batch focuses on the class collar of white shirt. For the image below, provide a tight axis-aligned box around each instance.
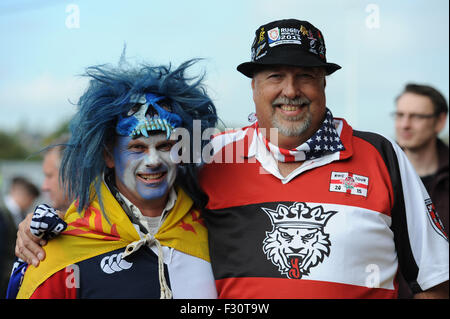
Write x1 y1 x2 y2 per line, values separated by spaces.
102 174 177 236
247 119 344 184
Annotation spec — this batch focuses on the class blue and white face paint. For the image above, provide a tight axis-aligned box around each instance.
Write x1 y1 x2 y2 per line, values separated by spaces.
116 93 182 139
112 133 177 204
112 93 181 205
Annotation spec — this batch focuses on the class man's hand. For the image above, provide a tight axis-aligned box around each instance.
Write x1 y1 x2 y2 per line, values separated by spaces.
15 204 67 267
15 213 46 267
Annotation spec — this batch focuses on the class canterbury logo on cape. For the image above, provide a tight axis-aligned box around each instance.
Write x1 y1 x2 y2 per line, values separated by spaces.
16 182 209 299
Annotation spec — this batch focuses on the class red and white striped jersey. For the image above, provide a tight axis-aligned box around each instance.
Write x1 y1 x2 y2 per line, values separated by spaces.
199 119 448 299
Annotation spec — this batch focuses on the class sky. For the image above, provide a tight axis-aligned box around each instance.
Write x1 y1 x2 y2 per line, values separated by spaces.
0 0 448 140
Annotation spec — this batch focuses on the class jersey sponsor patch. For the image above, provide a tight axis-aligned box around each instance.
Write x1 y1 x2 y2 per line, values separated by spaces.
425 198 448 241
329 172 369 197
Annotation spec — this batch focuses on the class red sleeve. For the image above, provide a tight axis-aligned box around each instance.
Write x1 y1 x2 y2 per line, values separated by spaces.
30 266 78 299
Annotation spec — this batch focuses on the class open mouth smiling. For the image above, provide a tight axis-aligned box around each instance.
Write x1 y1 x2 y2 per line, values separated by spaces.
279 105 301 111
136 172 167 184
274 101 310 113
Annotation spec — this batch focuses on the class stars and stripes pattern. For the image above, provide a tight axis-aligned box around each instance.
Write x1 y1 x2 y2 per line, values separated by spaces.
256 108 345 162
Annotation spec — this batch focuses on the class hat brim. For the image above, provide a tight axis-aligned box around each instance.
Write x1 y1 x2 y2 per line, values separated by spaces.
237 47 341 78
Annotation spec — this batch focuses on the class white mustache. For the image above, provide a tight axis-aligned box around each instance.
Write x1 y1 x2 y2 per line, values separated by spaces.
272 96 311 107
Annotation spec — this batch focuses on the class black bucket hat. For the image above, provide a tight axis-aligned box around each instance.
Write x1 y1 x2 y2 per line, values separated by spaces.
237 19 341 78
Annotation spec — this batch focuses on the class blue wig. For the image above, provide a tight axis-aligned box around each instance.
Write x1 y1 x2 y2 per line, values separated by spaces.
60 59 218 214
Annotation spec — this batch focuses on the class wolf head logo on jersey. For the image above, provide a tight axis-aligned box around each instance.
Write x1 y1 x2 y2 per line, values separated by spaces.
262 202 337 279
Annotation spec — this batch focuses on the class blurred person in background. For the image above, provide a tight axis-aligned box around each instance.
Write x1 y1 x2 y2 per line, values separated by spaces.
394 83 448 234
15 135 72 268
394 83 449 298
1 177 40 227
0 176 40 298
41 135 71 213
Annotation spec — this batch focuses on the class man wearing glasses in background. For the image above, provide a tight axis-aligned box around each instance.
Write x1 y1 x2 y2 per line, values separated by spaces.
394 83 449 298
394 84 448 235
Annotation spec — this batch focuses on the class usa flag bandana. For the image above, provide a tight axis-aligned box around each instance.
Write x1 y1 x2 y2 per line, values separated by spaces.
255 108 345 162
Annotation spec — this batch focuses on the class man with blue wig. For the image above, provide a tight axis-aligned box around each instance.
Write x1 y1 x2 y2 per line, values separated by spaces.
10 59 218 298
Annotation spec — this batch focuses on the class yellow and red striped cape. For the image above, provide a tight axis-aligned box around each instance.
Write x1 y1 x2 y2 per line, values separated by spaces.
17 182 209 299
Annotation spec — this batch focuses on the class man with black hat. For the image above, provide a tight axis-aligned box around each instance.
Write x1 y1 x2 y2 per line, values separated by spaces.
199 19 448 298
